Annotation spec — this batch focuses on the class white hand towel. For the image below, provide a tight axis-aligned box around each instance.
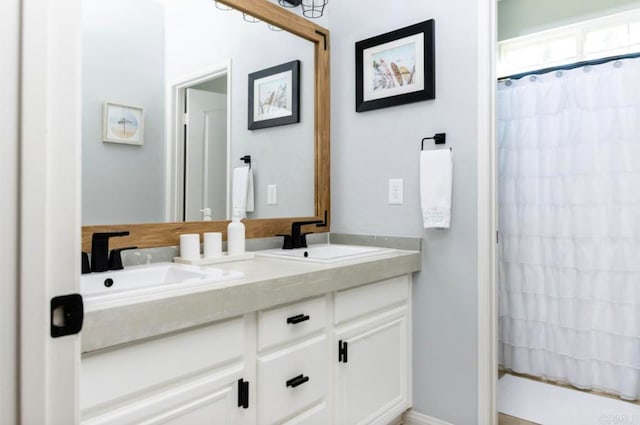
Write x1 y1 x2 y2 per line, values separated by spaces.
246 169 254 213
232 166 254 217
420 149 453 228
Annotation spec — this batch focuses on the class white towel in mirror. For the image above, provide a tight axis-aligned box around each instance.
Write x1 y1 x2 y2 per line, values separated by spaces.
420 149 452 228
232 166 254 217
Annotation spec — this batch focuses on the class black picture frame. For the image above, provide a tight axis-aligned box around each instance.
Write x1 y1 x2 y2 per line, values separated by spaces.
248 60 300 130
355 20 435 112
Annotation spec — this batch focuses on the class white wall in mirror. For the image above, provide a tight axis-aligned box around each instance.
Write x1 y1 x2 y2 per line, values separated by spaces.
81 0 316 225
82 0 166 225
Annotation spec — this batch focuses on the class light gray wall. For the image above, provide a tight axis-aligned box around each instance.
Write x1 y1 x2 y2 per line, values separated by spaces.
165 0 316 219
82 0 165 225
329 0 479 423
499 0 640 40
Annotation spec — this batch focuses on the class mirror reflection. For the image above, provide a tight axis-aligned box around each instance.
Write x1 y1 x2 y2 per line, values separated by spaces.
81 0 315 225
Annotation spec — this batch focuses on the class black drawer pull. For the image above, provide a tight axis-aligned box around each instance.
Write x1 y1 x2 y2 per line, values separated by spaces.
286 374 310 388
286 314 310 324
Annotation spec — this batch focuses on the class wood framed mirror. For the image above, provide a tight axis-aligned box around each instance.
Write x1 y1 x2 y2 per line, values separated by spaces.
81 0 330 251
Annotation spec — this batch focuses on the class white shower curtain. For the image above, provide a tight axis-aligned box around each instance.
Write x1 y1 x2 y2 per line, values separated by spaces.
497 57 640 400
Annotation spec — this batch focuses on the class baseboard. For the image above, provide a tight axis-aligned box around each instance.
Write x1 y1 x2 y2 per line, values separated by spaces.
402 409 454 425
388 415 403 425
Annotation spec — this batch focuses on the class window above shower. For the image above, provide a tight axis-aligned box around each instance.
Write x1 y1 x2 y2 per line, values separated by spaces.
498 9 640 77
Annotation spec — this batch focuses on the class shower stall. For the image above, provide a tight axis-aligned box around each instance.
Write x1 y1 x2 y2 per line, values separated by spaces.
497 55 640 401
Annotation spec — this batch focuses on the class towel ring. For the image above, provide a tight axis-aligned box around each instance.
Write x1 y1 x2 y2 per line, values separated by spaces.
421 133 447 150
240 155 251 169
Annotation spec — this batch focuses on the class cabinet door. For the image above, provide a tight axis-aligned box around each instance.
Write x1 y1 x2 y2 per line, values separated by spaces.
82 366 248 425
81 317 244 412
334 306 410 425
142 379 241 425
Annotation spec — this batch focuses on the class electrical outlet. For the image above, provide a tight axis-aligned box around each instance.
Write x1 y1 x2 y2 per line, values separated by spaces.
267 184 278 205
388 179 403 205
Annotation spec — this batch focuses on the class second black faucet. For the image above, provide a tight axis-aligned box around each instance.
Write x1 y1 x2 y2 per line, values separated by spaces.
278 217 326 249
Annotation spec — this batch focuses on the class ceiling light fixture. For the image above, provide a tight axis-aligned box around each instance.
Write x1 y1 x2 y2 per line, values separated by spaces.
242 12 261 23
214 1 232 11
212 0 322 31
278 0 327 19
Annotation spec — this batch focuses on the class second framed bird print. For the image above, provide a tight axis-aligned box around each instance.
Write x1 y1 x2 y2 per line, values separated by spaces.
355 20 435 112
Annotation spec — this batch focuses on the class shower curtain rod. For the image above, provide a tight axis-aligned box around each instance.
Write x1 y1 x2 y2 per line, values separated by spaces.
498 51 640 81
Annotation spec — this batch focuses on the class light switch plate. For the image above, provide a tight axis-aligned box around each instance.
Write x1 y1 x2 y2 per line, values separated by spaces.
267 184 277 205
388 179 403 205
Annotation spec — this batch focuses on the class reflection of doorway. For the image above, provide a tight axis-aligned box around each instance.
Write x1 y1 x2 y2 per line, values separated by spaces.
166 62 231 222
184 85 227 221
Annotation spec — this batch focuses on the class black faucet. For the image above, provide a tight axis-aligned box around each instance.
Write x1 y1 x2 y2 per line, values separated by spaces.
278 219 324 249
90 231 130 272
276 212 328 249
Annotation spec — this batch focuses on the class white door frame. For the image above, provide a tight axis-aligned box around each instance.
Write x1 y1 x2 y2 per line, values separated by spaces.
0 0 20 422
164 61 232 222
477 0 498 423
20 0 82 423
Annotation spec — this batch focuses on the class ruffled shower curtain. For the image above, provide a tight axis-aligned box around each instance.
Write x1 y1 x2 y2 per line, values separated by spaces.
497 57 640 400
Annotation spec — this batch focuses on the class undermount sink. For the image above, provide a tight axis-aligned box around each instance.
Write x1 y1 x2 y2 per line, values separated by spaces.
255 244 392 264
81 262 244 308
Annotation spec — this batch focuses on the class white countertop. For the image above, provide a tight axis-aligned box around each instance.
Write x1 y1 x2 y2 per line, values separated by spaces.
81 248 420 353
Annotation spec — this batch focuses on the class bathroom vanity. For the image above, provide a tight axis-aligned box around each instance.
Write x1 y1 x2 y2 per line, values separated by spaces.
80 248 420 425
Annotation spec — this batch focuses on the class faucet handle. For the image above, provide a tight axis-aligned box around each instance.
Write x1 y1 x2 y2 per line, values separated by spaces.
108 246 138 271
276 234 294 250
300 232 314 248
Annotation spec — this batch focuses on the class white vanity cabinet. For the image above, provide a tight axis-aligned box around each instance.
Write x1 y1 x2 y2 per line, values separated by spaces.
81 274 412 425
333 275 412 425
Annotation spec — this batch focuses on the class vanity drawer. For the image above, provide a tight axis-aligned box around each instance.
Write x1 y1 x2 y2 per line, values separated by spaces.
334 275 410 324
257 335 328 425
258 296 327 351
283 402 329 425
81 317 244 412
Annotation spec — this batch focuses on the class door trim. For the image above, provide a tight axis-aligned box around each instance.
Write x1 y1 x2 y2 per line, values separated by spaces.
165 60 232 222
20 0 82 422
476 0 498 423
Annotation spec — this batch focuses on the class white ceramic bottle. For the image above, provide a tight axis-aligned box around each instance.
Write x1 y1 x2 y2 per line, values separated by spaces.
227 209 245 256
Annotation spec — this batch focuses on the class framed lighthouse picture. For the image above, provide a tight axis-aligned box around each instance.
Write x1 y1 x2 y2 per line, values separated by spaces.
102 102 145 145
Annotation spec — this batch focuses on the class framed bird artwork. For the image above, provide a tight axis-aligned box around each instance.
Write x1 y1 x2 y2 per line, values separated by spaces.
356 20 435 112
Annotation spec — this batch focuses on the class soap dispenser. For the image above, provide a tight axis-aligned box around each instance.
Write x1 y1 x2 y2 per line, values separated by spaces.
200 208 212 221
227 209 245 256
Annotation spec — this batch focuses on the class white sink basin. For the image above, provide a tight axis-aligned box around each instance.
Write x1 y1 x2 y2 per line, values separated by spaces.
81 262 244 308
255 244 391 264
